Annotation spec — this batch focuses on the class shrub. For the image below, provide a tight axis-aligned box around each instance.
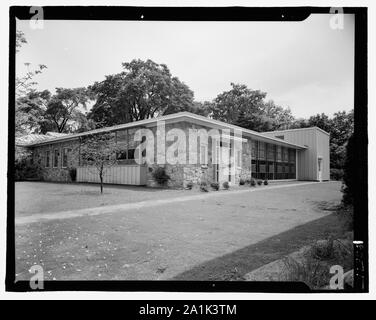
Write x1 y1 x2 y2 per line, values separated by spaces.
257 179 263 186
340 205 354 231
330 168 344 181
186 181 193 190
152 167 170 185
210 182 219 191
342 134 354 205
15 159 42 181
250 178 256 187
222 181 230 190
239 178 246 186
310 238 335 260
264 180 269 185
200 181 208 192
281 256 327 289
69 167 77 182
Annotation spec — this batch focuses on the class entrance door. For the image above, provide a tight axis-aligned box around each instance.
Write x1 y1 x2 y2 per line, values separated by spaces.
318 157 323 182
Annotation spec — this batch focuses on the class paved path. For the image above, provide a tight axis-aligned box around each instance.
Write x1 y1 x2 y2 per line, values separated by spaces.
16 181 321 225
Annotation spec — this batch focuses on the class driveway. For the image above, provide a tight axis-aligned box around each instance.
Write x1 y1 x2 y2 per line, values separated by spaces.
15 181 342 281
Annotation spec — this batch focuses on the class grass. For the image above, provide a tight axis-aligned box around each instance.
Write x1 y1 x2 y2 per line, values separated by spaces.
281 236 353 289
174 204 353 282
15 181 345 281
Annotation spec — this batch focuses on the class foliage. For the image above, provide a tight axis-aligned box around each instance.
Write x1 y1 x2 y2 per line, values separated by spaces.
292 110 354 170
186 181 193 190
257 179 263 186
69 167 77 182
15 30 49 135
152 167 171 185
15 159 42 181
209 83 294 132
342 134 354 205
43 87 90 133
88 59 197 127
210 182 219 191
281 256 327 289
239 178 246 185
310 238 335 260
16 30 27 53
263 180 269 185
330 168 344 181
222 181 230 190
79 132 120 193
250 178 256 187
340 205 354 231
199 181 209 192
16 89 50 135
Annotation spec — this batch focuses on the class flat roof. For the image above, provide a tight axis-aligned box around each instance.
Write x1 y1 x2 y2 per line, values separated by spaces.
23 112 308 150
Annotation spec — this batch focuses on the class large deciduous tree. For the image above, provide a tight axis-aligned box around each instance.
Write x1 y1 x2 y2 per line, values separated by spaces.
208 83 294 132
43 87 89 133
88 59 196 127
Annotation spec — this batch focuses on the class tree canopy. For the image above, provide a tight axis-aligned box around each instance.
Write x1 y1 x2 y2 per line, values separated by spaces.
88 59 197 127
208 83 295 132
14 38 353 173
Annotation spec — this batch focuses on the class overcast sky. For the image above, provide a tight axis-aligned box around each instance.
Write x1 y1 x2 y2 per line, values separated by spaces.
16 14 354 118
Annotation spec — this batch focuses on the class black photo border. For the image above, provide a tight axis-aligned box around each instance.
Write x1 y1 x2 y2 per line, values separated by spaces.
7 6 368 293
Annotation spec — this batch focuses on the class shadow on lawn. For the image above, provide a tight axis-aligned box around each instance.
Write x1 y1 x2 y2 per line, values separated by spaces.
20 181 167 193
172 213 350 281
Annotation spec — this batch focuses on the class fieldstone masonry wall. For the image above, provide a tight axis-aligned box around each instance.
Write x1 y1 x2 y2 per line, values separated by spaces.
29 121 253 188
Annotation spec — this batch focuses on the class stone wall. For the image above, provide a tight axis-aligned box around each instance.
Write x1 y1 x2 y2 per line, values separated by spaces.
32 140 80 182
29 121 253 188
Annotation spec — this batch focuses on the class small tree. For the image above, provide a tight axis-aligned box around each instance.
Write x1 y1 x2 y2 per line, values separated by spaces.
79 133 120 194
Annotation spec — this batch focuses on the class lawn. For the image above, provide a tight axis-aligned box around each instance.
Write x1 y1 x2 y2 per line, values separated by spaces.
15 181 202 216
14 181 351 282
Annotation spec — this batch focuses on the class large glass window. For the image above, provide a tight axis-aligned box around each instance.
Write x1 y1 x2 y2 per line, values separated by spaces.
276 146 282 162
258 142 265 159
251 140 258 159
250 141 296 180
267 144 275 161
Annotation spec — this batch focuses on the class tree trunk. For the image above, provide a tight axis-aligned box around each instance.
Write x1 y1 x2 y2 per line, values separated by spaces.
99 171 103 194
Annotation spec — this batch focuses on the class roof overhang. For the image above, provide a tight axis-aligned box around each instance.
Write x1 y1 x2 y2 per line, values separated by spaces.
24 112 307 150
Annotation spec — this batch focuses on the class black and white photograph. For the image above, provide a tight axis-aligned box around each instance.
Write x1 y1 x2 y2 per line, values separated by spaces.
2 1 373 301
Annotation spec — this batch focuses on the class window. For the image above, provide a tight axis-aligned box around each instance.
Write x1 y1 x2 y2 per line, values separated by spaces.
276 146 282 161
116 151 127 161
267 144 275 160
251 141 258 159
289 149 296 163
53 149 59 168
128 149 135 161
45 150 50 168
62 148 70 168
259 142 265 159
283 148 289 162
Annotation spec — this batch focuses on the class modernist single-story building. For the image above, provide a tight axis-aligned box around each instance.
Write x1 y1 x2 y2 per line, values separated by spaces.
16 112 330 188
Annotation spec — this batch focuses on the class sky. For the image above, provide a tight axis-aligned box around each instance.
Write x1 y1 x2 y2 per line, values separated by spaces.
16 14 354 119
